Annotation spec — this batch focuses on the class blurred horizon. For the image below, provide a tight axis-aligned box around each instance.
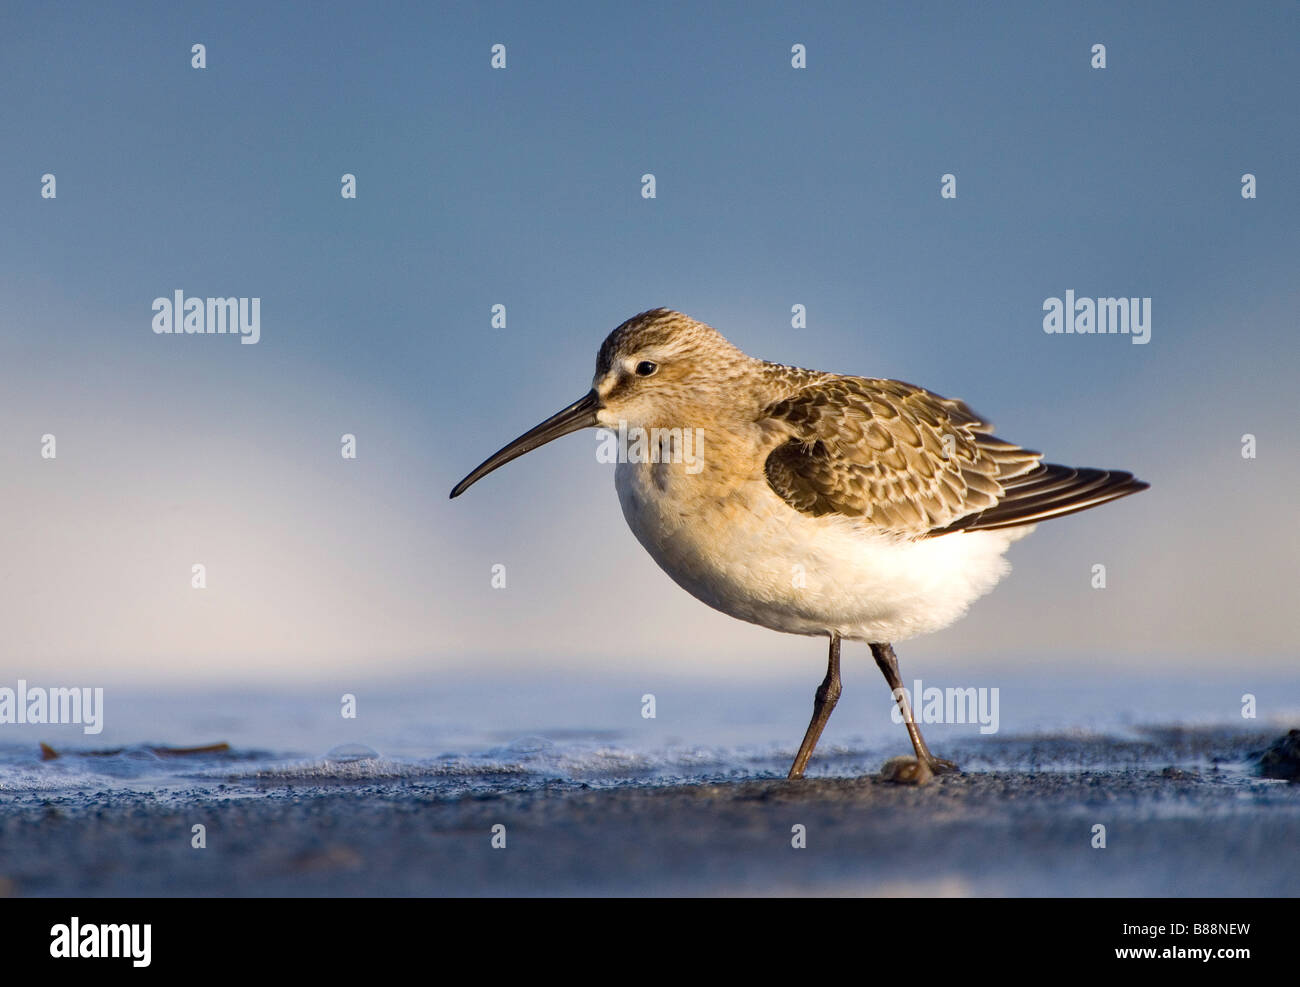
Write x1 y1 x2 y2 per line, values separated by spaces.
2 0 1297 689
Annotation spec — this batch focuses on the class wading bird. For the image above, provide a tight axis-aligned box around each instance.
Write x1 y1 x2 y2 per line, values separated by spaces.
451 309 1147 783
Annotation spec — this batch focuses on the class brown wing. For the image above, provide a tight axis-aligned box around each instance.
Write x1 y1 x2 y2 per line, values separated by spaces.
929 463 1149 534
761 376 1146 537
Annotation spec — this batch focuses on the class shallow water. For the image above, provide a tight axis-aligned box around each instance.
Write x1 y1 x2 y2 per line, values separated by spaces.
1 670 1297 896
2 669 1294 806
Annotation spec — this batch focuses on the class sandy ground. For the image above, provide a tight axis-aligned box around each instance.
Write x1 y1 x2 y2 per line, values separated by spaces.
2 727 1297 897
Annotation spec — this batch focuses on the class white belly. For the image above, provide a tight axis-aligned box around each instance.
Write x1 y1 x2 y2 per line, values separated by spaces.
614 460 1028 643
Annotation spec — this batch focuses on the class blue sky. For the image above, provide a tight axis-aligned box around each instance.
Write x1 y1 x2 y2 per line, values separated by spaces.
1 1 1297 684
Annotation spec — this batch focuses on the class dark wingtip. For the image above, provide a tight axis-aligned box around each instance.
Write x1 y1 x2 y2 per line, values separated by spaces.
1112 475 1151 497
931 466 1150 535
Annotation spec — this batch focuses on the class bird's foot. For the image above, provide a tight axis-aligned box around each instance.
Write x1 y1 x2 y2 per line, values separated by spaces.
879 755 960 785
879 756 933 784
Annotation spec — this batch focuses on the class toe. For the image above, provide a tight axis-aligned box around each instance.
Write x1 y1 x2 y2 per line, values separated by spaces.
880 755 936 785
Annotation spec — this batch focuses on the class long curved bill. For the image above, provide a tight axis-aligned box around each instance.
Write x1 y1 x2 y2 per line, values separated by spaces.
450 390 601 498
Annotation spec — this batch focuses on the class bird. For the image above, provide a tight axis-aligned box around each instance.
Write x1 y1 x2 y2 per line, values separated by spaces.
450 308 1148 783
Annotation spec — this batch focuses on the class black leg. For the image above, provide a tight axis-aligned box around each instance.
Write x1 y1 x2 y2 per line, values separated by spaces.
870 642 959 783
787 634 842 779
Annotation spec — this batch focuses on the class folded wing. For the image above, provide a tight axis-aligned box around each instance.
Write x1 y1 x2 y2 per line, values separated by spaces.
760 374 1147 537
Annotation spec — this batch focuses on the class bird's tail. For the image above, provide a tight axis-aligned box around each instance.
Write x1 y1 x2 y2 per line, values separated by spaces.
932 464 1149 534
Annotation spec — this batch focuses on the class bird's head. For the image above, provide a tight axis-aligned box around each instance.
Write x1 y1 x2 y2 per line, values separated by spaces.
450 308 751 498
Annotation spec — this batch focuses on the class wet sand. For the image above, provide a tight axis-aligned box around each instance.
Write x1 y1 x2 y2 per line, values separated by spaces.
3 727 1297 897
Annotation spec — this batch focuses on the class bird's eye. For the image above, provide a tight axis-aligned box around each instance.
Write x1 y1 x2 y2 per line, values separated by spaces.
635 361 658 377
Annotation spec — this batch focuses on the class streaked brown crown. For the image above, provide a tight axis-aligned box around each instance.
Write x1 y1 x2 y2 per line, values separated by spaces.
595 308 747 377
